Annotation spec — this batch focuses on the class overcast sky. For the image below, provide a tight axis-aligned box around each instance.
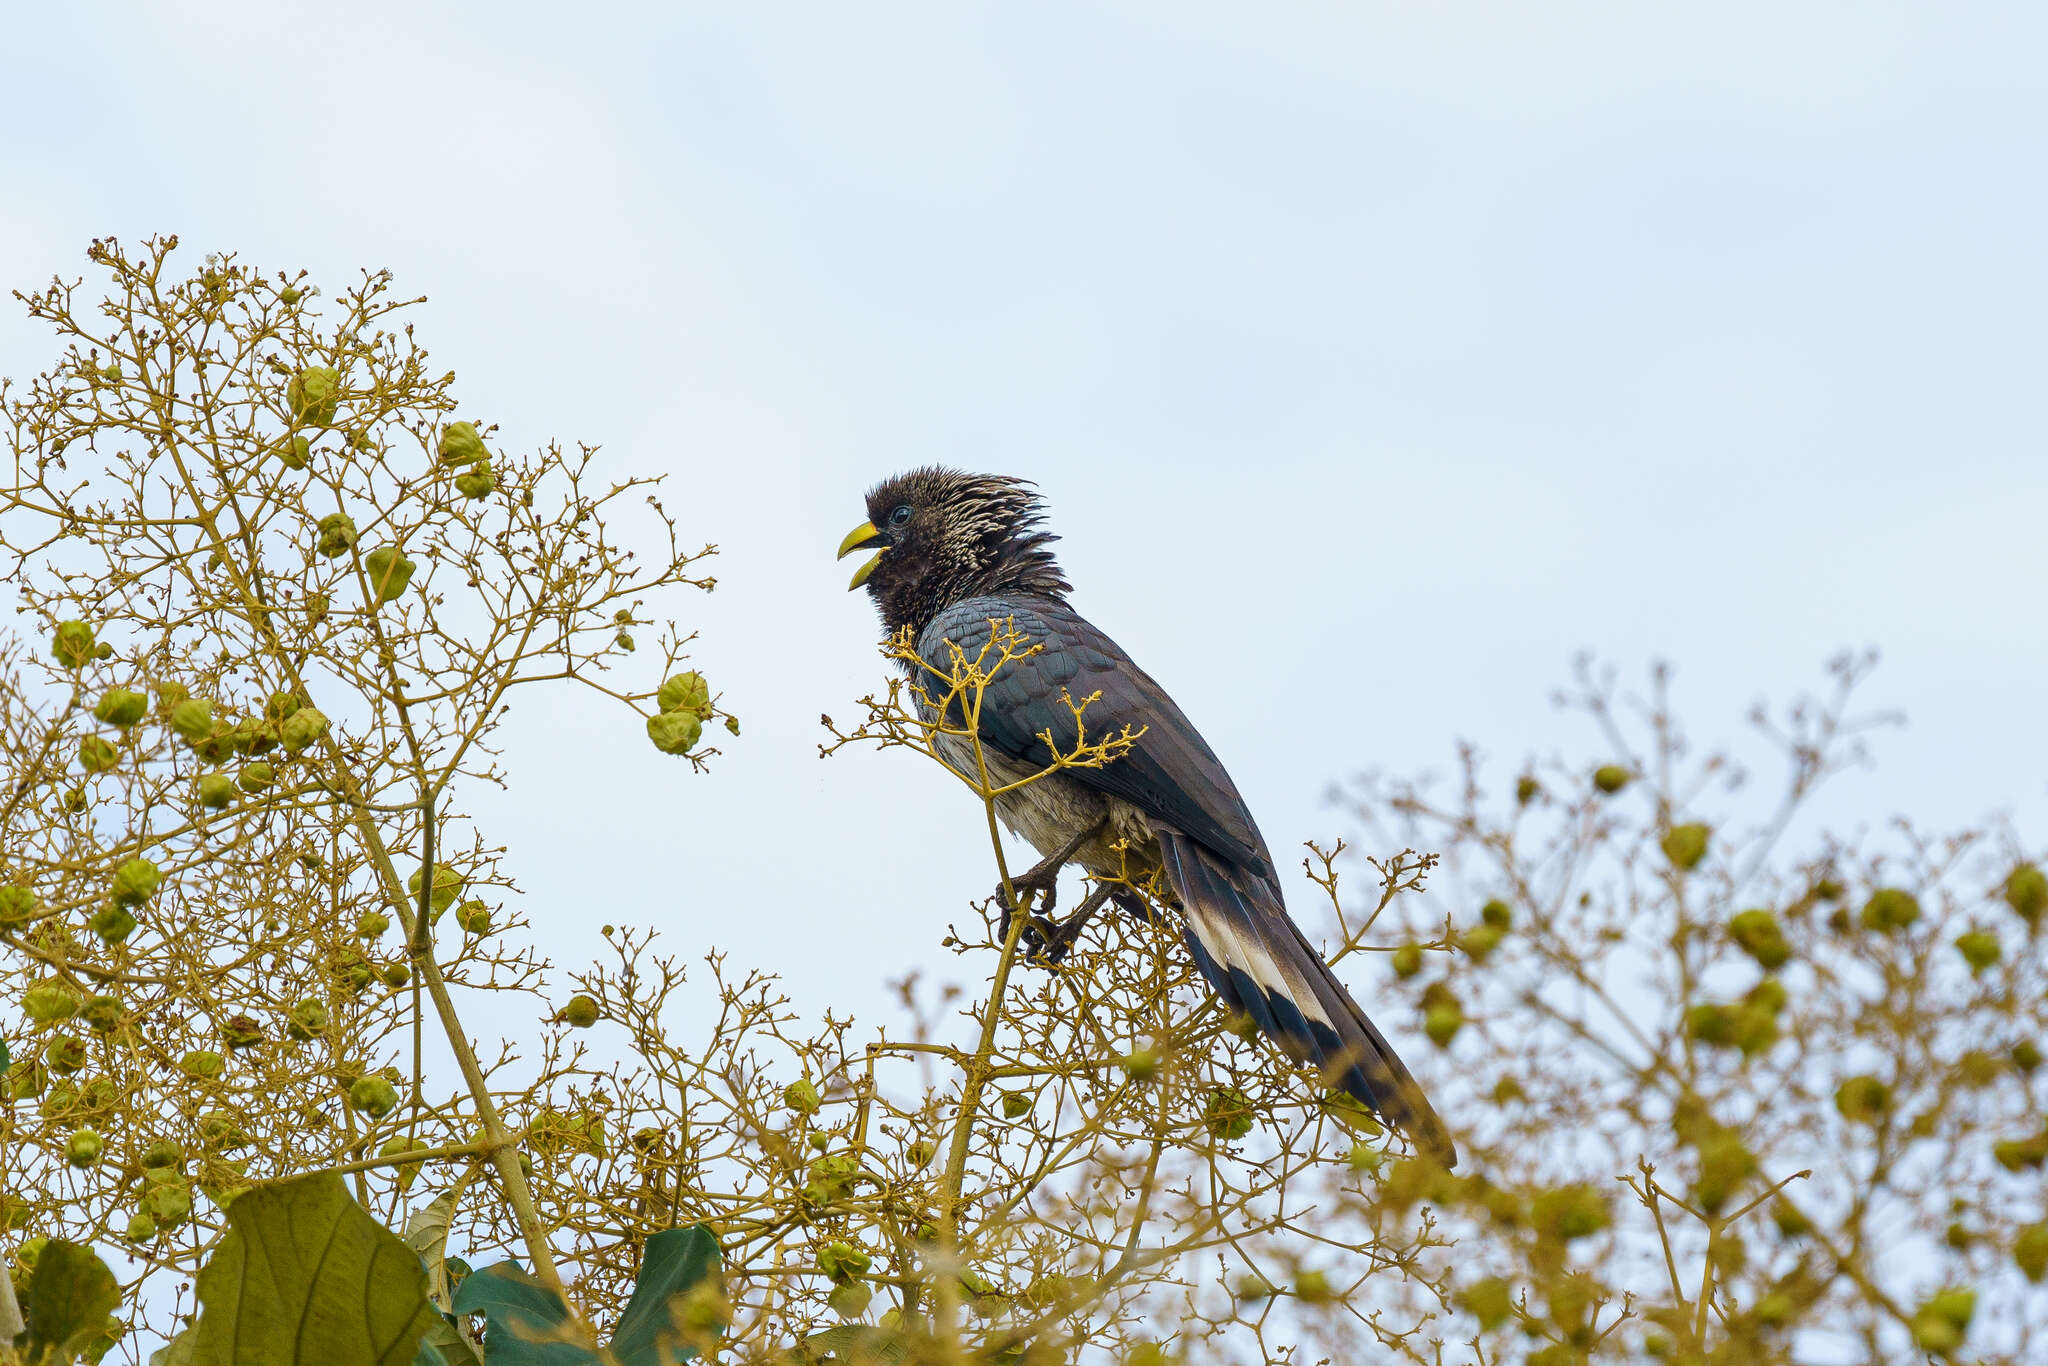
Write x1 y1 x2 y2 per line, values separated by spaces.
5 3 2044 1071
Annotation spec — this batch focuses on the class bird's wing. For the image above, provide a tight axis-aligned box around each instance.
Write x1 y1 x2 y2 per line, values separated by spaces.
918 595 1268 873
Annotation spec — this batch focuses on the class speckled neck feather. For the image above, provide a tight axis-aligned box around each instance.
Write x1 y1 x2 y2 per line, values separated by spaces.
861 467 1071 639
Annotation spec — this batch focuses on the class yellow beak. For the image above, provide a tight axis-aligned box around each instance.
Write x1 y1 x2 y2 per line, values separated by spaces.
837 521 884 591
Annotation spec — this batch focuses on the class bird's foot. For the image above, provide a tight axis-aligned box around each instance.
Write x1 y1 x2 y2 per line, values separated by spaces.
1018 883 1115 968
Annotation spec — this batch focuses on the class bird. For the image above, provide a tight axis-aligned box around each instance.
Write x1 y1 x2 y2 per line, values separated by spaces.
836 467 1455 1167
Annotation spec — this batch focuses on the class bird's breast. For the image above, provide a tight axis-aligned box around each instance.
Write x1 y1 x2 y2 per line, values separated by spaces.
931 731 1160 883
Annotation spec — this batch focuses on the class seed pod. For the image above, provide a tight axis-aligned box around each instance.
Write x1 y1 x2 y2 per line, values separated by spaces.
454 900 490 934
94 688 147 727
349 1074 400 1118
51 621 96 671
76 735 119 774
67 1127 103 1167
219 1014 265 1050
1202 1086 1254 1140
906 1139 936 1168
1390 943 1423 979
2005 865 2048 925
169 698 214 747
315 512 358 558
180 1050 225 1080
408 865 463 912
1460 924 1504 962
1955 930 2002 973
827 1282 873 1321
60 788 87 814
380 961 410 989
558 994 600 1028
1293 1270 1333 1305
1457 1277 1514 1330
2016 1223 2048 1283
279 285 302 305
817 1241 872 1284
1000 1091 1032 1120
1910 1288 1976 1354
1860 888 1921 933
453 465 496 499
277 434 312 470
286 1000 329 1041
646 710 703 756
110 857 160 907
1481 899 1514 930
724 715 741 736
355 912 391 940
657 671 713 718
125 1211 158 1243
1727 909 1791 969
379 1135 422 1191
90 905 137 945
1515 775 1540 806
279 706 329 752
0 886 38 929
142 1139 184 1170
79 995 121 1033
23 982 81 1027
144 1179 192 1228
9 1060 46 1100
236 762 275 794
1120 1048 1159 1082
306 592 329 625
287 366 341 426
363 545 416 602
1592 764 1631 794
45 1036 88 1075
194 773 235 810
615 632 635 652
437 421 488 466
1424 1001 1463 1047
1660 823 1711 871
1835 1075 1892 1125
197 1110 248 1150
783 1078 821 1114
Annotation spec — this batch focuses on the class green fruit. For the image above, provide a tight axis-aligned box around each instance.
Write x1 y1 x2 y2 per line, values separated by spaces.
1660 823 1711 871
1861 888 1921 933
1000 1091 1032 1120
1293 1270 1333 1304
906 1139 936 1168
453 465 495 499
1202 1086 1254 1140
1457 1277 1514 1331
349 1074 400 1118
237 762 275 793
455 900 491 934
1994 1133 2048 1172
196 772 236 809
287 366 341 426
90 905 137 945
219 1014 265 1050
198 1110 248 1150
1424 1000 1463 1048
66 1127 103 1167
817 1240 872 1283
1460 923 1504 962
646 710 702 756
316 512 358 557
76 734 119 774
1592 764 1631 794
2015 1223 2048 1282
141 1139 184 1170
381 962 409 988
79 995 120 1033
125 1211 158 1243
1690 1133 1754 1214
1121 1048 1160 1082
437 421 488 466
111 857 160 907
1834 1075 1891 1125
826 1282 873 1321
1910 1287 1975 1353
93 688 147 727
559 994 600 1028
51 621 96 671
1514 776 1540 806
379 1135 422 1191
1955 930 2002 973
1727 910 1791 968
783 1078 821 1114
277 434 312 470
180 1050 225 1080
23 982 81 1026
169 698 214 747
363 545 416 602
265 691 302 721
657 671 713 718
60 788 86 814
353 912 390 940
279 285 302 306
1480 899 1513 930
408 865 463 912
279 706 329 752
45 1035 88 1075
144 1178 192 1228
2004 865 2047 924
0 886 38 929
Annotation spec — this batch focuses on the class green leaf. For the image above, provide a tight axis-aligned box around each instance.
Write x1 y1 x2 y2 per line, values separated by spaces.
788 1326 909 1365
187 1171 438 1366
416 1316 482 1366
149 1329 200 1366
24 1239 121 1364
448 1262 600 1365
403 1182 469 1313
609 1226 722 1366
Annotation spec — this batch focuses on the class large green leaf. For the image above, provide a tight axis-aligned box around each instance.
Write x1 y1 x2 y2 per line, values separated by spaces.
187 1171 438 1366
788 1326 909 1365
448 1262 600 1366
23 1239 120 1365
415 1314 483 1366
608 1226 722 1366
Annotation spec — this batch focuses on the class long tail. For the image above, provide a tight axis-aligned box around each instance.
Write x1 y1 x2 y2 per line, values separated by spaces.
1158 830 1456 1168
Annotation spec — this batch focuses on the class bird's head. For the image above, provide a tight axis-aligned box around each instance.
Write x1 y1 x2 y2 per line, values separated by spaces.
836 467 1070 635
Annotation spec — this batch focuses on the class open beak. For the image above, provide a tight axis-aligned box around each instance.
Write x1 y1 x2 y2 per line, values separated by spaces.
837 521 884 591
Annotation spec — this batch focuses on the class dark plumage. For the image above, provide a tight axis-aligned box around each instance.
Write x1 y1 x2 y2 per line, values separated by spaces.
838 467 1454 1166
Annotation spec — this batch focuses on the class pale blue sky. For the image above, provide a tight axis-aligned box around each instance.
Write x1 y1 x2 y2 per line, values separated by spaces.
4 2 2043 1058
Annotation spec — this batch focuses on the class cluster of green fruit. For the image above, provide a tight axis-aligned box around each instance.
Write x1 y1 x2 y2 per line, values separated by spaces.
647 670 717 756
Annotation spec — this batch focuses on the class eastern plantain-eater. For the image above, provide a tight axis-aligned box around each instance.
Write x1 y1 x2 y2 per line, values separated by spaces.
839 467 1454 1166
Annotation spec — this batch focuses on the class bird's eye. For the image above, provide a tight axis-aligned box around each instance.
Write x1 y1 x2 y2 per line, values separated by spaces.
888 505 913 527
